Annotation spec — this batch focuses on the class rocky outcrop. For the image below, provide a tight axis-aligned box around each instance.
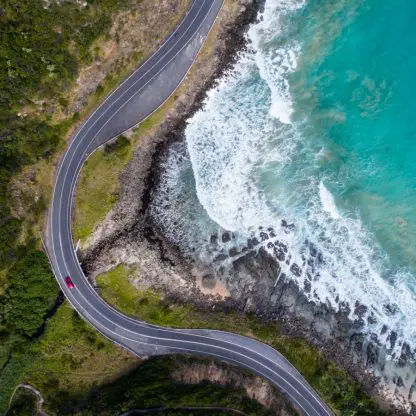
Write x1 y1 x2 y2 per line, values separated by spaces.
171 357 296 415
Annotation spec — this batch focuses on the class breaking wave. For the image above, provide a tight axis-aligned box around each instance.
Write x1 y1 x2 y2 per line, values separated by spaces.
151 0 416 357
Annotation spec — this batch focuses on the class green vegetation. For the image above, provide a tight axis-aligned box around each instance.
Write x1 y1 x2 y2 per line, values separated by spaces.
6 389 37 416
97 265 385 416
43 355 278 416
2 249 59 337
0 248 59 410
0 0 134 268
0 1 141 409
74 135 132 241
1 301 279 415
0 299 138 413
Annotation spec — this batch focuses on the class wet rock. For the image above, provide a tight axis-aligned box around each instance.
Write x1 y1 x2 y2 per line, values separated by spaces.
387 331 397 351
281 219 294 231
222 232 231 243
267 227 276 237
399 343 413 367
260 231 269 241
210 234 218 244
214 253 228 262
247 237 259 249
229 247 239 257
202 274 216 289
303 279 311 293
274 247 285 262
366 342 379 367
395 376 404 388
367 313 377 325
350 333 364 354
290 263 302 277
354 301 368 318
384 303 399 316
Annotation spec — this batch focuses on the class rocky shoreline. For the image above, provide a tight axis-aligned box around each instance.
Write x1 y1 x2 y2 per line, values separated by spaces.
79 1 414 414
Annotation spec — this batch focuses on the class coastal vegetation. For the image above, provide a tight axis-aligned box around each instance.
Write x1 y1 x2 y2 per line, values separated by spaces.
97 265 385 416
74 135 132 242
0 0 135 408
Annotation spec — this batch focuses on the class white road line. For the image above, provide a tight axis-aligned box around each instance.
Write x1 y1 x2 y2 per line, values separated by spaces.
46 1 333 414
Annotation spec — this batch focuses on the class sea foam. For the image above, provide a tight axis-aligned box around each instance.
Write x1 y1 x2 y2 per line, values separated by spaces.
152 0 416 357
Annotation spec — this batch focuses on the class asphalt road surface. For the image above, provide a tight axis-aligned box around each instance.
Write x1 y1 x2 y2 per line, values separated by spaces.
47 1 333 414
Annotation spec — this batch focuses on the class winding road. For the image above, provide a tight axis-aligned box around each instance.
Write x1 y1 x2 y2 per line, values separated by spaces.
46 1 333 415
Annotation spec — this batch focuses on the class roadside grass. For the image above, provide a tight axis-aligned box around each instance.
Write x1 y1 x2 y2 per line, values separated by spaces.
73 135 132 242
97 265 385 416
27 302 138 394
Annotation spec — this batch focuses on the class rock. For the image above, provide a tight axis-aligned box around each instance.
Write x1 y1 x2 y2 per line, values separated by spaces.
259 231 269 241
395 376 404 388
247 237 259 249
399 343 413 367
387 331 397 351
367 313 377 325
366 342 379 367
290 263 302 277
354 301 368 318
222 232 231 243
210 234 218 244
229 247 239 257
274 248 285 261
214 253 228 262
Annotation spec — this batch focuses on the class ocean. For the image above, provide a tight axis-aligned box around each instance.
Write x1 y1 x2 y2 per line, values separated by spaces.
151 0 416 354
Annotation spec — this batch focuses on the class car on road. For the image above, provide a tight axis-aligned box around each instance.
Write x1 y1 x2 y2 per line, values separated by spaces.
65 276 74 289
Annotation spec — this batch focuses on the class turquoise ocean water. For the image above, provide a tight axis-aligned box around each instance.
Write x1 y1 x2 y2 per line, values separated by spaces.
151 0 416 352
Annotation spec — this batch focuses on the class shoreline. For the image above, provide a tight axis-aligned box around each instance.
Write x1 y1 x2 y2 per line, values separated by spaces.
79 1 412 413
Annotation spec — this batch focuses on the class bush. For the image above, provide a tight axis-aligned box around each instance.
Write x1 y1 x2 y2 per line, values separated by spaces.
2 250 59 337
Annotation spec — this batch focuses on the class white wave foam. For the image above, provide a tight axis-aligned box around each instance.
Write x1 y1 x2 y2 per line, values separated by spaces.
171 0 416 356
249 0 305 124
319 181 341 219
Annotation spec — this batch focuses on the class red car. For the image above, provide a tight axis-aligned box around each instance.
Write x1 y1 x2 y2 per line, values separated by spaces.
65 276 74 289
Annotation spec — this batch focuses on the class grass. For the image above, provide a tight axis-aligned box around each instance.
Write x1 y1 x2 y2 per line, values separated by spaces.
0 301 285 415
27 302 137 393
71 92 180 244
0 300 139 414
96 265 385 416
73 135 132 242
